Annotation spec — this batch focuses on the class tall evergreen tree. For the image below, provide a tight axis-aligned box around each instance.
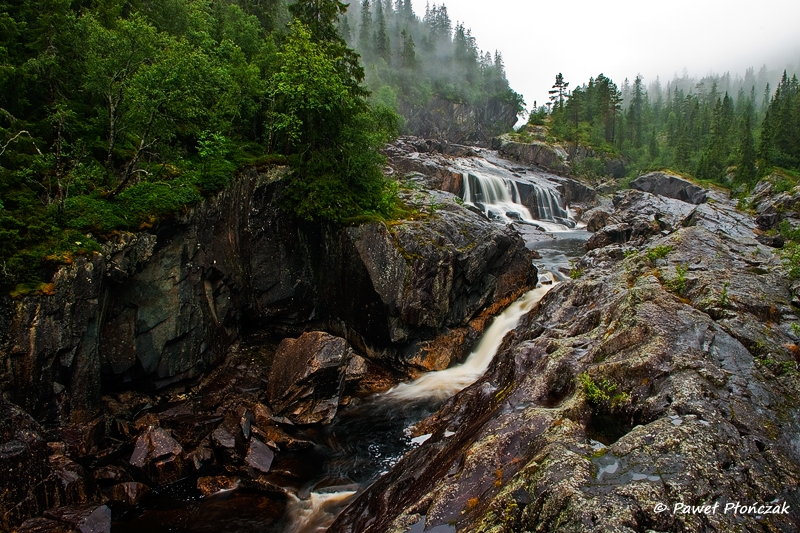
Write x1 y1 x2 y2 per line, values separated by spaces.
735 113 757 184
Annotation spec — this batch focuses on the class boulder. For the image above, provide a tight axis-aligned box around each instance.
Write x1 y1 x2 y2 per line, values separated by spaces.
584 208 611 232
244 438 275 474
129 426 185 485
196 476 240 497
107 482 149 507
42 505 111 533
267 332 352 425
630 172 707 204
0 400 53 527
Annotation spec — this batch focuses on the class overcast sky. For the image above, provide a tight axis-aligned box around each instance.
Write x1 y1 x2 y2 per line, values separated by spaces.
413 0 800 112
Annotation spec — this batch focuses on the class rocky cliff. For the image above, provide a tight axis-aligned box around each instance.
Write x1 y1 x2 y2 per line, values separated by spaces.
0 162 537 530
330 184 800 532
402 96 519 145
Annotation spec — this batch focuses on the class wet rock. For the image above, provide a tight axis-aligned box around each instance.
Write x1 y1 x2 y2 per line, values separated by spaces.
491 135 569 173
48 455 93 507
42 505 111 533
585 223 632 250
0 400 52 526
210 426 240 461
129 426 185 485
267 332 352 425
92 465 132 485
107 482 149 507
244 438 275 474
631 171 707 204
186 442 215 471
584 208 611 232
161 414 223 449
17 517 75 533
196 476 240 497
330 187 800 533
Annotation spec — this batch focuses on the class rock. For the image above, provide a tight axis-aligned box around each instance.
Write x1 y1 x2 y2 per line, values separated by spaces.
107 482 149 507
401 96 518 144
130 426 185 485
584 208 611 232
329 190 800 533
92 465 132 485
0 400 53 526
196 476 240 497
267 332 352 425
161 414 223 449
630 171 707 204
244 438 274 474
17 517 75 533
586 223 632 250
186 442 215 471
491 136 569 173
48 455 93 507
42 505 111 533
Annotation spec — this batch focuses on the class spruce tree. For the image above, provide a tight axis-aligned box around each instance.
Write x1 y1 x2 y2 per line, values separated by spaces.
735 113 757 184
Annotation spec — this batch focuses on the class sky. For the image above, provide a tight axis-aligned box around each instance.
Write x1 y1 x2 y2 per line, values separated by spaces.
413 0 800 112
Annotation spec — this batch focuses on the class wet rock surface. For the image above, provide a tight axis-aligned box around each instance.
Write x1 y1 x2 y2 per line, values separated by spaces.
330 187 800 533
267 332 352 425
401 96 518 145
631 171 708 204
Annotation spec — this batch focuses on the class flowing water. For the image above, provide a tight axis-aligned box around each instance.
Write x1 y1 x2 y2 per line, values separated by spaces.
114 152 588 533
454 156 575 231
384 282 555 401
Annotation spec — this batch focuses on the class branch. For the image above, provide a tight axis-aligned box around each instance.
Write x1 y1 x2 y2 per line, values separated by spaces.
0 130 43 157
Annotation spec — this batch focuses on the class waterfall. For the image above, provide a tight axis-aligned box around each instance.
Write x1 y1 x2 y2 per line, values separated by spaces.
285 490 358 533
384 279 555 401
456 155 576 230
462 172 534 223
462 171 575 230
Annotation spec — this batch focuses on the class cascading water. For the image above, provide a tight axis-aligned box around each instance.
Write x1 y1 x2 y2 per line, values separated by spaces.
455 156 576 231
385 280 555 401
279 277 557 532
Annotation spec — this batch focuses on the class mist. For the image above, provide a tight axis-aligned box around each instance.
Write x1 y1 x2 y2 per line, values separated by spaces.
409 0 800 113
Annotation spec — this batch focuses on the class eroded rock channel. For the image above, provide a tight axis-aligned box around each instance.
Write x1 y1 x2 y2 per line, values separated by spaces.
2 139 799 533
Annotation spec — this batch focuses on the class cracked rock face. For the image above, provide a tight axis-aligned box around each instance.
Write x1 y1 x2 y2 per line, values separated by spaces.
330 188 800 533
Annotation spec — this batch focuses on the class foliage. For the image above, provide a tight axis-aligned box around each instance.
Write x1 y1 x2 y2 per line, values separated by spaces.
646 244 672 262
0 0 404 290
664 264 689 295
537 65 800 187
579 372 618 406
341 0 524 134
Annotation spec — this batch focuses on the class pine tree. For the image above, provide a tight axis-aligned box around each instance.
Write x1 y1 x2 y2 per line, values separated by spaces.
358 0 373 59
549 73 569 110
735 113 757 184
374 0 390 62
400 28 416 70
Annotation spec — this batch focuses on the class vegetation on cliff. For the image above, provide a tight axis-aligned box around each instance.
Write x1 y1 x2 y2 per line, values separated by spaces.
0 0 406 292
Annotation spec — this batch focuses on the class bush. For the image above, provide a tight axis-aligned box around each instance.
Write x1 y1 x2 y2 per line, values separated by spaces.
61 195 127 233
116 180 202 224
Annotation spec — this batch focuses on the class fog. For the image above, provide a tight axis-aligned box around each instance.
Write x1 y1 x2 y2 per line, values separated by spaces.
412 0 800 112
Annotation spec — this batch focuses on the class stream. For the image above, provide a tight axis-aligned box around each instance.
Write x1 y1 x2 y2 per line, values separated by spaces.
112 154 589 533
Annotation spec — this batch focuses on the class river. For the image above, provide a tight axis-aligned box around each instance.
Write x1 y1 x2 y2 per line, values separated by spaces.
113 154 589 533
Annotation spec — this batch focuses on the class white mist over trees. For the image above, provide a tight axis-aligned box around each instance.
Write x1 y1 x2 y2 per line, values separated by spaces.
533 63 800 185
339 0 524 121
